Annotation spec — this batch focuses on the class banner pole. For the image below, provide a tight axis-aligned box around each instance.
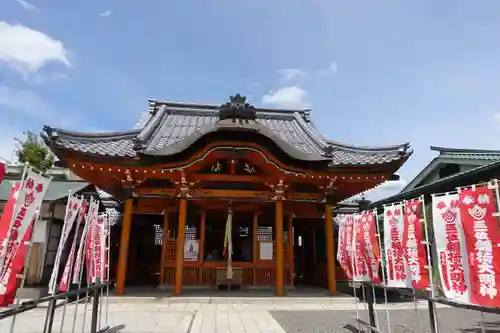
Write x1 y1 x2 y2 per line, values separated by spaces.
374 208 392 333
0 164 29 277
421 195 439 333
59 194 84 333
105 213 111 328
81 198 97 333
9 209 39 333
70 197 93 333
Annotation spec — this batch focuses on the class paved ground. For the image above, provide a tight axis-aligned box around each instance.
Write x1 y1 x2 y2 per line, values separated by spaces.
1 297 500 332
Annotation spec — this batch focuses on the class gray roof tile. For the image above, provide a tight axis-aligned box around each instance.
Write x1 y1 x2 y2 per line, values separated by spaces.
42 99 411 166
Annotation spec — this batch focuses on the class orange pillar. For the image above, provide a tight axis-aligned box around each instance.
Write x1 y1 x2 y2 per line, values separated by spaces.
198 211 206 284
174 198 187 296
159 212 169 285
325 203 337 294
287 215 294 288
275 199 284 296
116 199 133 295
252 212 258 285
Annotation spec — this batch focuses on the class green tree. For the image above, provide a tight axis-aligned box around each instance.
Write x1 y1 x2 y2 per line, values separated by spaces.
15 131 54 172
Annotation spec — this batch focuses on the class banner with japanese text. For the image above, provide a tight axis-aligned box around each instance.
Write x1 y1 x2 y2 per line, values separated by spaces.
459 186 500 307
383 204 412 288
432 193 470 303
73 199 98 284
48 194 82 294
0 182 21 305
337 215 353 279
402 199 429 290
353 214 371 281
360 211 381 283
59 200 88 291
84 202 100 283
0 169 50 293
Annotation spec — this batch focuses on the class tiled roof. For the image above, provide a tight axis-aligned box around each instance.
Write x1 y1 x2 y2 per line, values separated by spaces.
430 146 500 161
42 98 412 167
370 160 500 207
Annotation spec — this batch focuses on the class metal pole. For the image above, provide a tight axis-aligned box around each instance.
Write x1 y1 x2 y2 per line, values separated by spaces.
421 195 439 333
365 283 377 332
42 298 58 333
59 195 84 333
90 278 101 333
105 213 111 327
9 211 39 333
374 208 392 333
71 197 93 333
0 165 28 277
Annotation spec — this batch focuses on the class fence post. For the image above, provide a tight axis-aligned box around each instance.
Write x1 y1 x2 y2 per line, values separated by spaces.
365 283 377 332
90 279 101 333
428 299 438 333
42 298 57 333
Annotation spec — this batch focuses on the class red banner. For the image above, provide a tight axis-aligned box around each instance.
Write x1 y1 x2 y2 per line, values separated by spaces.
59 201 88 292
0 183 22 306
402 199 429 290
0 162 5 184
459 186 500 307
360 211 381 283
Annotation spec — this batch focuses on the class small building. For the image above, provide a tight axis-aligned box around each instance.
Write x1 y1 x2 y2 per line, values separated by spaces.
42 95 411 296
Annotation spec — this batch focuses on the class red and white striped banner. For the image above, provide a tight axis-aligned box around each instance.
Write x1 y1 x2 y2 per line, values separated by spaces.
432 193 470 303
48 194 82 294
384 204 412 288
59 200 88 292
459 185 500 307
402 199 429 290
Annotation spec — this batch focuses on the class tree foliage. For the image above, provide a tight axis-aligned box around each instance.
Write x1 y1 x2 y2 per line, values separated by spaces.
15 131 54 172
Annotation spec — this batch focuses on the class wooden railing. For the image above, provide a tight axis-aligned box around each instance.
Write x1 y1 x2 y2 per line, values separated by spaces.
162 263 292 286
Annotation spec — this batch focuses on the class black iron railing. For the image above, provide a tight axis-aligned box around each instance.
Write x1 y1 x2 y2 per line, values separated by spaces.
354 282 500 333
0 280 113 333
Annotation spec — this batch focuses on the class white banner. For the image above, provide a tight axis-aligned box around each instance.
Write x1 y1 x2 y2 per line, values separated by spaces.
0 168 51 280
432 193 470 302
72 199 98 284
48 194 82 294
383 204 412 288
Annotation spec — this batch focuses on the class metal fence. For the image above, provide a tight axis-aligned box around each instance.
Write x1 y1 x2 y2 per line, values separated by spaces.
0 280 114 333
348 282 500 333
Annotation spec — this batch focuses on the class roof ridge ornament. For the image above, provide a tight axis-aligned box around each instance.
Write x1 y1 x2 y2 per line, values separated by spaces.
218 94 256 122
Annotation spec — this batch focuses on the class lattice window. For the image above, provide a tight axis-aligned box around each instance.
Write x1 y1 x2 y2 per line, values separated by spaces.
153 224 163 246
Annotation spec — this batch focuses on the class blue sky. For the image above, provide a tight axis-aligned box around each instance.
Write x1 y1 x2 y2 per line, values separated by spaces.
1 0 500 200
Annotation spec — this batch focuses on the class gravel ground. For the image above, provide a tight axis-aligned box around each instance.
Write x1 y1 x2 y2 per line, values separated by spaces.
270 308 500 333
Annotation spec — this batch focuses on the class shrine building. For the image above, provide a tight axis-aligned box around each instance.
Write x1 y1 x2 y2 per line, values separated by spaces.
42 95 411 296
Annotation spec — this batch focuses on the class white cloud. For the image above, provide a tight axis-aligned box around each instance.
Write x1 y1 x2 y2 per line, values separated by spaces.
262 86 310 109
99 9 113 17
316 61 337 76
16 0 39 12
0 21 70 75
278 68 306 81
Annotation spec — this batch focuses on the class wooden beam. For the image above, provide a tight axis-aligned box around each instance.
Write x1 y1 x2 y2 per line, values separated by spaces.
159 212 169 284
275 200 284 296
325 203 337 294
190 173 266 183
116 199 133 295
174 198 188 296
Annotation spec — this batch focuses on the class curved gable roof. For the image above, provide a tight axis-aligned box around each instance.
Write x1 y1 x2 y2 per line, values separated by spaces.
43 98 412 167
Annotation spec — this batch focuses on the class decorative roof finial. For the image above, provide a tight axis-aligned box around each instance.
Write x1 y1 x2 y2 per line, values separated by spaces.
219 94 256 122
